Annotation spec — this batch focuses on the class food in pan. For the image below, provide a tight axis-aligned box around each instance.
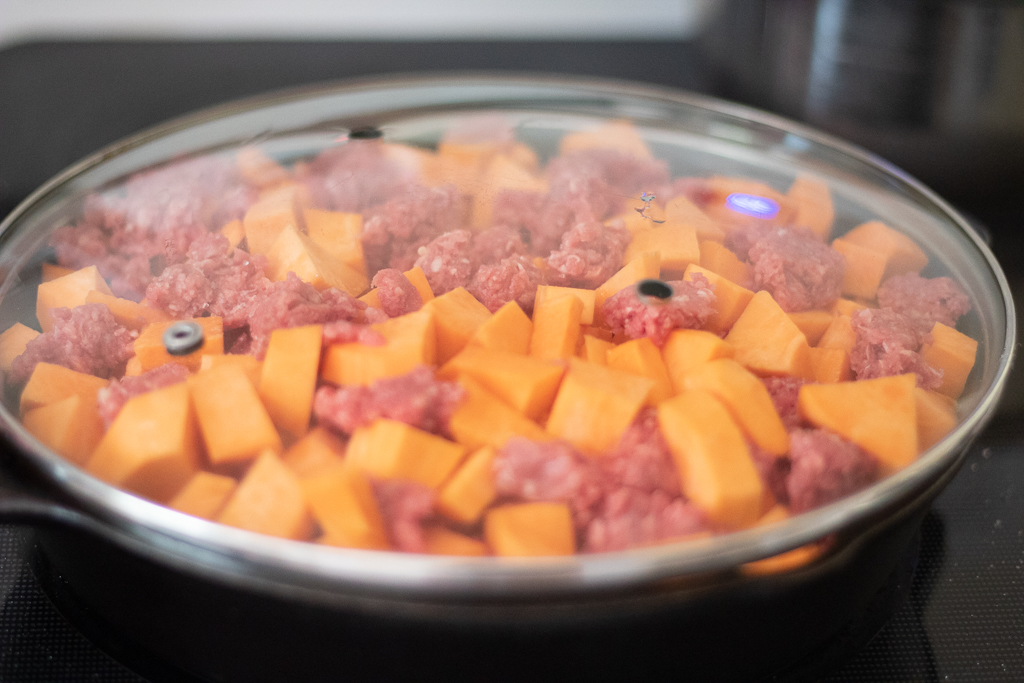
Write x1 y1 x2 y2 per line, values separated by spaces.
0 119 977 559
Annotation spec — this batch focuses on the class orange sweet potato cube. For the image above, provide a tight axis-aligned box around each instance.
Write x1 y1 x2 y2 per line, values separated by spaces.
842 220 928 278
594 252 661 321
920 322 978 398
281 427 346 479
243 183 308 257
683 264 755 334
41 263 74 282
345 419 466 489
683 358 789 456
302 208 367 276
403 266 435 303
218 450 313 540
448 378 551 451
559 120 653 159
534 286 596 325
423 287 492 363
320 308 435 386
530 293 582 362
546 359 654 455
236 146 290 189
168 471 238 520
436 446 498 524
87 382 200 503
580 334 614 365
471 154 548 228
23 393 104 465
266 225 368 297
36 265 113 332
606 337 674 405
484 502 576 557
123 357 143 376
817 315 857 353
220 219 246 250
85 290 171 330
724 291 814 379
787 310 835 347
703 176 796 230
20 362 109 415
661 329 735 392
189 362 282 465
830 298 869 316
609 199 668 234
664 194 725 242
658 390 763 529
258 324 323 440
135 317 224 372
199 354 262 387
0 323 39 374
442 347 565 421
625 224 700 275
303 465 389 550
424 527 489 556
799 374 918 473
699 239 752 287
916 388 957 451
831 238 887 300
786 174 834 240
467 300 532 355
808 347 852 383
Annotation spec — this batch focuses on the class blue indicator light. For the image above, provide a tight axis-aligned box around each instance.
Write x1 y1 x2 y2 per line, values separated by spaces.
725 193 780 219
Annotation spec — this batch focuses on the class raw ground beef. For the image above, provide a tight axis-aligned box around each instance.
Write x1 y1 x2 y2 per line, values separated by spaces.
750 444 791 506
313 366 464 436
295 139 418 213
370 269 422 318
493 437 606 529
602 273 716 347
97 363 190 428
413 230 476 295
490 190 595 257
547 149 669 221
372 479 434 553
9 304 137 384
471 226 527 264
761 376 807 431
584 488 706 553
876 273 972 334
361 185 464 274
467 254 543 313
600 408 680 496
723 223 775 263
322 320 386 347
662 177 715 207
787 429 879 513
748 229 845 312
849 308 942 389
545 219 631 289
247 273 366 359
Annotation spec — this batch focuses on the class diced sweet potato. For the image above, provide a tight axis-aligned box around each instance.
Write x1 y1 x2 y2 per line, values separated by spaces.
915 387 957 450
787 175 834 240
20 362 108 416
266 225 368 297
189 362 282 465
220 218 246 250
0 323 39 374
808 347 852 383
580 334 614 365
321 308 435 386
135 317 224 372
699 240 751 287
168 472 238 520
423 526 489 556
302 209 367 276
484 502 576 557
816 315 857 353
664 194 725 242
830 298 869 317
534 286 596 325
36 265 113 332
658 390 763 529
467 300 532 355
594 252 661 322
530 293 583 362
436 446 497 524
558 120 653 159
798 374 917 473
87 382 199 503
123 357 143 377
85 290 171 330
683 264 755 334
625 224 699 275
610 199 668 234
471 153 549 228
281 427 346 479
546 358 655 455
920 322 978 398
345 418 466 488
243 183 308 257
725 291 814 379
842 220 928 278
199 354 262 387
661 329 735 392
831 238 887 300
741 544 823 576
303 465 389 550
787 310 835 347
41 263 74 282
236 146 290 189
258 324 322 440
606 337 675 404
423 287 492 363
448 377 551 451
218 450 313 540
23 393 104 465
683 358 789 456
441 347 565 421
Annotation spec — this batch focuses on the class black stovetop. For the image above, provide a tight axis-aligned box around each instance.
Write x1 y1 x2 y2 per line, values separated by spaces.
0 40 1022 682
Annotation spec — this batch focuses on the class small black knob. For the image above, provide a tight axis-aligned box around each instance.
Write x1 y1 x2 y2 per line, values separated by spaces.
348 126 383 140
636 279 674 301
163 321 205 356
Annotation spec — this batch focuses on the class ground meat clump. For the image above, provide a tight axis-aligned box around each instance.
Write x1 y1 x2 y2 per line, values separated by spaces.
468 254 543 313
491 190 596 257
247 273 366 359
493 437 606 529
600 408 680 496
145 233 269 328
313 366 464 436
761 376 807 431
876 273 972 334
787 429 879 513
750 444 791 506
295 139 417 213
321 320 386 347
370 269 422 318
545 220 631 289
361 185 464 274
9 304 137 384
471 226 527 264
547 149 670 221
372 479 434 553
413 230 476 295
748 229 845 312
723 223 775 263
97 363 190 428
602 273 716 347
849 308 942 389
584 488 706 553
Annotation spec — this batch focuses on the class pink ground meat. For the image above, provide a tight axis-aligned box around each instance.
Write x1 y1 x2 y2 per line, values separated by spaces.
849 308 942 389
361 185 464 274
547 149 669 221
748 229 845 312
787 429 879 514
369 269 422 318
750 444 791 506
145 233 269 328
322 320 386 347
584 488 706 553
545 219 631 289
723 224 775 263
97 363 190 428
876 272 972 334
471 226 527 264
491 190 595 257
600 408 680 496
467 254 543 314
246 273 366 359
761 376 807 431
372 479 434 553
313 366 464 436
413 230 476 295
9 304 137 384
493 437 606 529
295 139 417 213
602 273 716 347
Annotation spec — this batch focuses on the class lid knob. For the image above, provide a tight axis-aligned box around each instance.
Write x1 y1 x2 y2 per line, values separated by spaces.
163 321 205 356
636 279 674 302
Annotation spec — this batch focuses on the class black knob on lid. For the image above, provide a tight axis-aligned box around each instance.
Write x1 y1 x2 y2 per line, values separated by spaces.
636 279 674 301
163 321 205 356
